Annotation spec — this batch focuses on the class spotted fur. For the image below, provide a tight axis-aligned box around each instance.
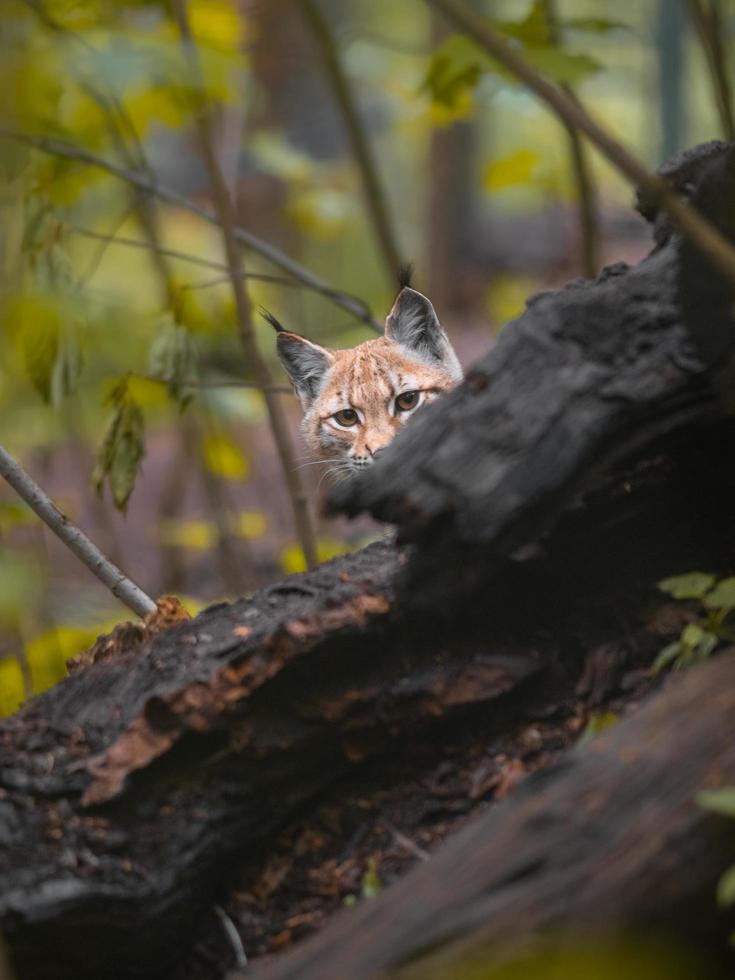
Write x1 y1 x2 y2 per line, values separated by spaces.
274 286 462 480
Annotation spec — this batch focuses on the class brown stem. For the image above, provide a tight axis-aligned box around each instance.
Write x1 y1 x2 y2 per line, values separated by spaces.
188 413 256 596
425 0 735 292
173 0 318 570
300 0 404 280
687 0 735 141
542 0 600 278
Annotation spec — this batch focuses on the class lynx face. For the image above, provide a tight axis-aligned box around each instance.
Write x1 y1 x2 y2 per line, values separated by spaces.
275 287 462 480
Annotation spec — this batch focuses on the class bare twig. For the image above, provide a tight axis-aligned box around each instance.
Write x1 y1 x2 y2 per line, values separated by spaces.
0 128 381 331
687 0 735 141
214 905 248 969
425 0 735 291
542 0 600 278
173 0 318 569
135 372 291 394
300 0 404 279
0 445 156 618
69 226 320 294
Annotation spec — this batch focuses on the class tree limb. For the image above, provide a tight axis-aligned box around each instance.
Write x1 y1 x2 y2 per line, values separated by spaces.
424 0 735 292
687 0 735 141
0 129 382 332
0 444 155 618
172 0 318 570
300 0 404 280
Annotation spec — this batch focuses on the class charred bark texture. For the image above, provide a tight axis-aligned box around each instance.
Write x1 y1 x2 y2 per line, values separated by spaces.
252 649 735 979
1 142 735 979
329 141 735 610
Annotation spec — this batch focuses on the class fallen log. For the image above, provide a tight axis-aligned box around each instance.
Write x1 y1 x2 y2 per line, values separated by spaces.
329 141 735 611
252 649 735 980
1 141 735 980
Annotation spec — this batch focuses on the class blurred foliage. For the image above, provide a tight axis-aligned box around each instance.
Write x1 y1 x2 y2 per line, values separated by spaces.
654 573 735 672
697 787 735 927
0 0 732 717
441 936 714 980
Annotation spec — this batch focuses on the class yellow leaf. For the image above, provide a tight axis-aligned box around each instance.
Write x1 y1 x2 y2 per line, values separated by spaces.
483 149 541 191
202 433 249 481
160 519 219 551
125 375 170 409
486 274 538 328
26 625 99 694
189 0 244 51
233 510 267 540
427 88 475 126
0 658 26 718
281 538 352 575
286 188 353 241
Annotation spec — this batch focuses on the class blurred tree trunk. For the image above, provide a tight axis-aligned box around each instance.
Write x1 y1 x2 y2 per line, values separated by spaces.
656 0 686 160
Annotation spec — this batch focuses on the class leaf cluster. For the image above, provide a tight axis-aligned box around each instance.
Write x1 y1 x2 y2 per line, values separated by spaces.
653 573 735 673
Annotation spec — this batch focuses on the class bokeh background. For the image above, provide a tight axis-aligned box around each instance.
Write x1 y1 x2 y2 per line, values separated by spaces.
1 0 733 714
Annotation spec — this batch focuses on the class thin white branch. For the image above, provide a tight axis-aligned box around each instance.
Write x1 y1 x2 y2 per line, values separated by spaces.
0 445 156 619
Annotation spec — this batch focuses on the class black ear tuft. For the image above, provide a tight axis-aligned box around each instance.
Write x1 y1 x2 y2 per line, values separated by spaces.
260 307 286 333
398 263 414 290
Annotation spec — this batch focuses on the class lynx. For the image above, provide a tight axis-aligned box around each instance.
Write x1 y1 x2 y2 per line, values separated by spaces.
268 280 462 481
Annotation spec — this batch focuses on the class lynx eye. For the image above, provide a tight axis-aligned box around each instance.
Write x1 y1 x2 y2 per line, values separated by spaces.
333 408 359 427
395 390 420 412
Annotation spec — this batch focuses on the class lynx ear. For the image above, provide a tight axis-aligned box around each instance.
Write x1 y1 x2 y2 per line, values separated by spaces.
385 287 461 378
276 331 334 407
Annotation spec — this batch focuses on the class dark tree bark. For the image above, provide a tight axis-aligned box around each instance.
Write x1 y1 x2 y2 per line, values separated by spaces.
2 142 735 980
251 649 735 979
329 141 735 611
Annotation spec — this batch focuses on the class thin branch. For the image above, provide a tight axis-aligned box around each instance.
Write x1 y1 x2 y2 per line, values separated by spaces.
425 0 735 292
0 445 156 618
687 0 735 141
300 0 404 280
0 128 382 332
70 225 340 294
77 203 138 288
172 0 318 570
542 0 600 278
135 372 291 394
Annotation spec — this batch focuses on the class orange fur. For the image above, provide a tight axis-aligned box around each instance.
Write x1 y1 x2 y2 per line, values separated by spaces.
276 287 462 479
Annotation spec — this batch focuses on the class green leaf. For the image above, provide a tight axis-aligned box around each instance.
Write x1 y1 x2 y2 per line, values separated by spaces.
703 577 735 611
51 325 84 406
422 35 484 110
563 17 630 34
524 47 601 85
147 312 198 402
19 298 60 402
497 2 551 47
717 863 735 908
361 858 381 899
658 572 716 600
697 787 735 818
652 641 683 674
680 622 706 649
93 380 145 513
577 711 618 746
